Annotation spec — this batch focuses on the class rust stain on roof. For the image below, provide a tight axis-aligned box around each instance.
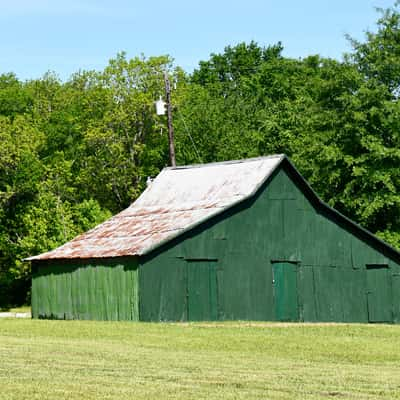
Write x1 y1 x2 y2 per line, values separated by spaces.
27 155 284 260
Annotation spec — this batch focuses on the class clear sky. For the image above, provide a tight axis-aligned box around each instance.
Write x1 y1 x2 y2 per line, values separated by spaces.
0 0 396 80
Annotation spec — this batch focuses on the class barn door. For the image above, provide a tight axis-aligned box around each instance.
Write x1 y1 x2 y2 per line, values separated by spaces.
272 262 299 321
366 265 392 322
187 260 218 321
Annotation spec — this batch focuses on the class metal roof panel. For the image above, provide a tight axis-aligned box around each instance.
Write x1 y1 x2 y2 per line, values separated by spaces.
27 155 284 260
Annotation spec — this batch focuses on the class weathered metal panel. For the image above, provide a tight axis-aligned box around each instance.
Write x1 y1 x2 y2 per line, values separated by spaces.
366 265 392 322
351 237 389 268
187 260 218 321
28 155 284 261
31 259 139 320
297 265 317 322
219 253 273 321
139 252 187 321
392 273 400 323
282 199 302 262
313 266 343 322
340 268 368 323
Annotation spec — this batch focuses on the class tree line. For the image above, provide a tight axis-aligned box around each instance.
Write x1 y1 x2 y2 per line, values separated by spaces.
1 5 400 306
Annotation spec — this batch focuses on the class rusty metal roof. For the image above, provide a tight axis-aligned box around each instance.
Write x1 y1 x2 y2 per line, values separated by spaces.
27 155 284 260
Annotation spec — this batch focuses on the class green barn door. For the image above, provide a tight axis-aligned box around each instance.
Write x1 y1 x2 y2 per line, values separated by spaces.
366 265 392 322
187 260 218 321
272 262 299 321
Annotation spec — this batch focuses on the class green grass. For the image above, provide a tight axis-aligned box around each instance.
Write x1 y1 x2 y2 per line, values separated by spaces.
0 320 400 399
6 306 31 313
0 305 31 313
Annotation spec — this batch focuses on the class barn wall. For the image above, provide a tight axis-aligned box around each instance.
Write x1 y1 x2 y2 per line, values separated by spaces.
140 166 400 322
139 252 187 321
32 258 139 320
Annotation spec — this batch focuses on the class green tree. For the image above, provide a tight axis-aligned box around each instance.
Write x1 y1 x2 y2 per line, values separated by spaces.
348 1 400 97
76 53 175 211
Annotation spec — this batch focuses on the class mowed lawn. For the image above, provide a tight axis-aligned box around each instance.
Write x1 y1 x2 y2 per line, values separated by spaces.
1 320 400 399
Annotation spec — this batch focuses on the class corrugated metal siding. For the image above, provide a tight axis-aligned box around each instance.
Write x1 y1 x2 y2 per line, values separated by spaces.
31 259 139 320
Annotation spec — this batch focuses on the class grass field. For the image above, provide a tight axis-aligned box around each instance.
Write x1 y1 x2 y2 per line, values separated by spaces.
0 306 31 313
1 320 400 399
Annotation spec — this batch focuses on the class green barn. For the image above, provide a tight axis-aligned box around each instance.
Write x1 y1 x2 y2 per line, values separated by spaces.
28 155 400 322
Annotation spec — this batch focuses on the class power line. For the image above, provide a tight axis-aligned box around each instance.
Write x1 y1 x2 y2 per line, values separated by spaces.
176 108 203 164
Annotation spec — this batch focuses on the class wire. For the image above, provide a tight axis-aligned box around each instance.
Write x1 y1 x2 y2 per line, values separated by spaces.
176 108 203 164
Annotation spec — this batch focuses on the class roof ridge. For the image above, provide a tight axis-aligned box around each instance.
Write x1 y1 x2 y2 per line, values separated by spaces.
163 154 285 170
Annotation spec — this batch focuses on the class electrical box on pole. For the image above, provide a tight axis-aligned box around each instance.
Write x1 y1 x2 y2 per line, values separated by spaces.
155 96 166 116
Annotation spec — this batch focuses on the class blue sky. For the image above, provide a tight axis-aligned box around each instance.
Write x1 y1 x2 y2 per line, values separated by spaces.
0 0 396 80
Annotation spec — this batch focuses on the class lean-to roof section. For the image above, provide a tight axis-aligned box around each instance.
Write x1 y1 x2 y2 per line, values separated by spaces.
27 155 284 260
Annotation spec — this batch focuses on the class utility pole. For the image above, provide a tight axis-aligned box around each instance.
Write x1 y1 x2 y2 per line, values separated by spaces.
164 72 176 167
